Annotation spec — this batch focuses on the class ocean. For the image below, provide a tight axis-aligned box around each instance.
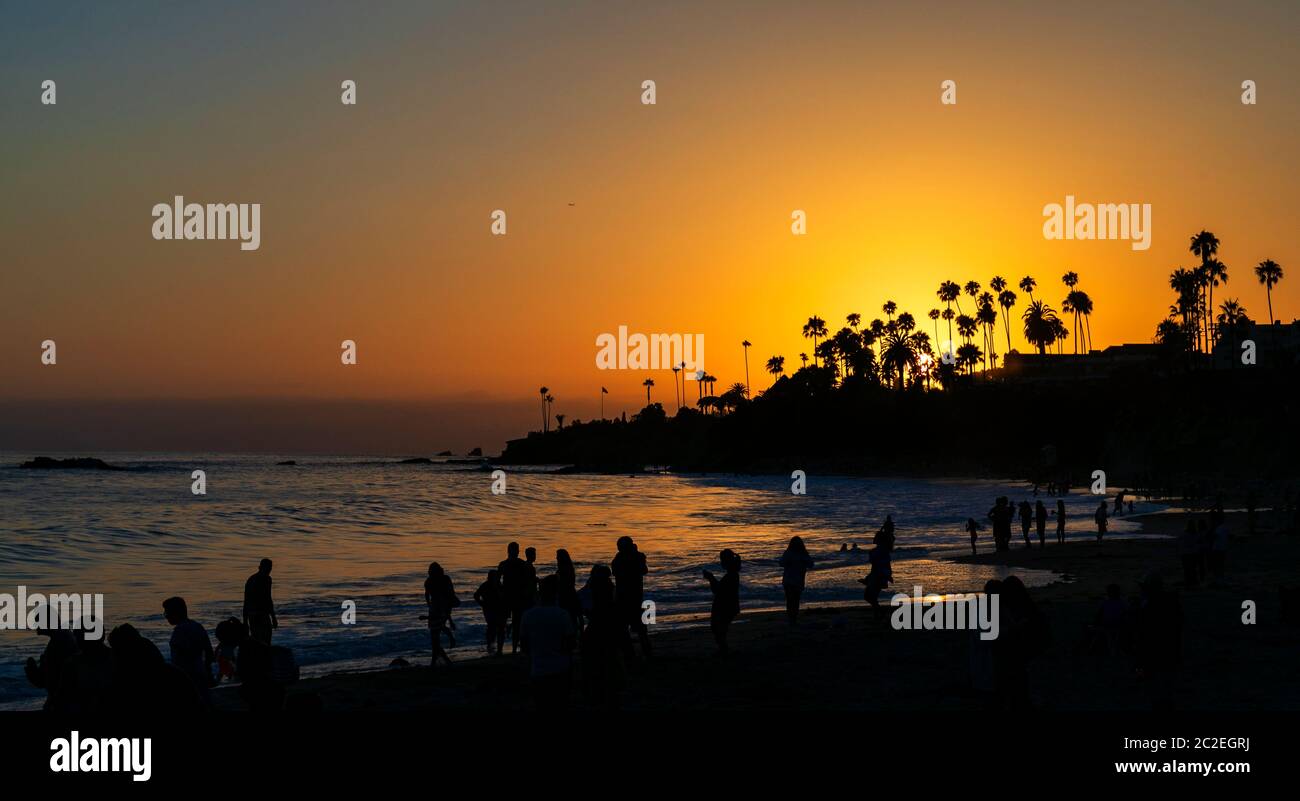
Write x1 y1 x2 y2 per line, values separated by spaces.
0 452 1154 706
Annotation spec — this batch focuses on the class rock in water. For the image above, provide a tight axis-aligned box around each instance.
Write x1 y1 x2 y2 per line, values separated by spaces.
20 456 123 471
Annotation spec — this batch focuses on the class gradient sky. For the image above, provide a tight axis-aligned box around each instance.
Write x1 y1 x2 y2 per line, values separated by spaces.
2 1 1298 451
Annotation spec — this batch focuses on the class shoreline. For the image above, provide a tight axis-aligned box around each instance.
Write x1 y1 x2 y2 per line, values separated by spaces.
212 506 1300 711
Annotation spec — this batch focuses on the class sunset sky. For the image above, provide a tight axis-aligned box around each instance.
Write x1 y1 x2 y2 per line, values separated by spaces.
2 1 1298 452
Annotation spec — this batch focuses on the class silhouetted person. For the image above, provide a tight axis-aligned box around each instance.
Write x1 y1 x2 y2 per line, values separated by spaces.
555 548 582 629
611 536 652 660
969 580 1000 694
520 575 576 710
994 575 1048 710
579 564 625 708
874 515 896 551
1055 499 1066 543
1035 500 1047 546
424 562 458 666
162 596 214 704
988 497 1014 552
498 542 535 653
966 517 981 555
859 541 893 618
839 543 849 553
243 558 277 645
474 569 507 656
216 620 285 712
704 549 742 655
524 547 541 607
107 623 203 714
1133 573 1182 710
779 536 813 626
1094 502 1108 542
1018 501 1033 548
1114 490 1125 516
25 624 80 710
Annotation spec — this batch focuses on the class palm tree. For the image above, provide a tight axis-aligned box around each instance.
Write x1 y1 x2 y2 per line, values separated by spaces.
1050 318 1069 354
1021 300 1060 354
937 280 962 343
956 343 983 375
963 281 981 310
538 386 549 433
544 394 554 428
1254 259 1283 324
997 289 1017 352
1217 298 1248 367
1202 259 1228 346
798 352 808 368
765 354 785 383
1018 276 1037 303
642 378 654 404
555 414 565 430
928 308 941 345
880 328 920 389
956 314 977 346
1169 268 1200 351
977 301 998 371
1189 230 1220 348
740 340 752 398
1073 291 1094 352
802 316 828 365
671 365 681 410
882 300 897 321
846 312 861 330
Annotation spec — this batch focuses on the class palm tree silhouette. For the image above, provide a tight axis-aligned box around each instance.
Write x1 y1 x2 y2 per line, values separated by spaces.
928 308 941 346
882 300 897 321
539 386 549 433
846 312 861 330
1169 268 1200 351
765 354 785 384
555 413 565 430
1254 259 1283 325
1202 259 1228 346
802 316 828 366
997 288 1017 352
545 394 554 429
977 299 998 371
1021 300 1060 354
1074 290 1094 352
741 340 752 398
937 281 961 344
642 378 654 404
963 281 981 311
798 352 808 368
1018 276 1037 303
1189 231 1220 349
600 386 608 419
671 366 681 410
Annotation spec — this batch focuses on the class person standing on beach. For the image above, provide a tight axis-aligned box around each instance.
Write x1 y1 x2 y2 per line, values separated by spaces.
1018 501 1033 548
474 570 507 655
520 575 576 710
988 497 1014 552
1094 501 1108 542
499 542 534 653
1035 500 1047 547
779 536 814 626
163 596 215 705
875 515 896 551
965 518 982 555
859 539 893 618
243 559 278 645
1055 499 1066 543
704 549 742 655
424 562 459 666
555 549 582 630
611 536 653 660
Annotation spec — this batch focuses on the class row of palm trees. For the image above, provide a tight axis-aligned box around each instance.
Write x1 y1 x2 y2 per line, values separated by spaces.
1163 230 1286 353
537 233 1285 428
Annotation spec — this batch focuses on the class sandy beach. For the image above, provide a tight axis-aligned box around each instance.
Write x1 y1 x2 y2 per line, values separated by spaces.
213 507 1300 711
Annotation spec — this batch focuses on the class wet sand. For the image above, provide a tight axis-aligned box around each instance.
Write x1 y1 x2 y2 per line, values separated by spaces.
213 508 1300 711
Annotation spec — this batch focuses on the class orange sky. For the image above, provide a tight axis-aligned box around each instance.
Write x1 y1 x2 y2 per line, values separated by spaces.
2 1 1298 433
